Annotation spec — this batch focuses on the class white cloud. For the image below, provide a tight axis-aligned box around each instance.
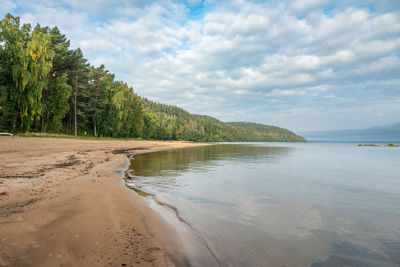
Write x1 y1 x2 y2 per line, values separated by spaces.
0 0 16 14
353 57 400 76
268 89 307 97
290 0 329 13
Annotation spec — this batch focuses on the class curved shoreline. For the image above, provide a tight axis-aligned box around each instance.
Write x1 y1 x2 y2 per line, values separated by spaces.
0 136 210 266
123 152 221 266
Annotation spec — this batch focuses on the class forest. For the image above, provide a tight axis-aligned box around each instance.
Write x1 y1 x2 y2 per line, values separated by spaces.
0 13 305 142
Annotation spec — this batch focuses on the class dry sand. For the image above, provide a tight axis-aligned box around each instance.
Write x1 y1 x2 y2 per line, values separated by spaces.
0 136 210 267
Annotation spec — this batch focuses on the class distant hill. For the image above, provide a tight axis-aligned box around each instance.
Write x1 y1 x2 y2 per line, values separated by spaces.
300 123 400 142
227 122 306 142
143 99 306 142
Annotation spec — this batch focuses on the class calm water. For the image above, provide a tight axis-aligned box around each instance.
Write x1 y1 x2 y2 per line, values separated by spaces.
126 143 400 266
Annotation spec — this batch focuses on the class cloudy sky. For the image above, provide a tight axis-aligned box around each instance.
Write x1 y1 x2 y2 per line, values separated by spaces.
1 0 399 131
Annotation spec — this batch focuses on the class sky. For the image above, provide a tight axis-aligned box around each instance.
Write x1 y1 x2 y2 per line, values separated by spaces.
1 0 399 132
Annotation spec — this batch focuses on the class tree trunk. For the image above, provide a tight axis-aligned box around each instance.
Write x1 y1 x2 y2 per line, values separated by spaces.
74 75 78 136
93 84 99 137
40 86 47 133
40 116 45 133
12 113 17 131
68 108 72 133
44 114 48 133
35 116 39 132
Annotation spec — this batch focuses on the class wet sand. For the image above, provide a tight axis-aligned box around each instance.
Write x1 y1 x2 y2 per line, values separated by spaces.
0 136 209 266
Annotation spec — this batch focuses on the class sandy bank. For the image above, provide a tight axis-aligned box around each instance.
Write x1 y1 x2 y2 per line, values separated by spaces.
0 136 209 266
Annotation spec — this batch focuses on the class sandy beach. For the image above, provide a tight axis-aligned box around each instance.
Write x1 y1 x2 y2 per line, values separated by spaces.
0 136 209 267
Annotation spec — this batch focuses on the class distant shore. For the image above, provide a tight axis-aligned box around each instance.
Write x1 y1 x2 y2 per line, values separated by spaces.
358 143 399 147
0 136 209 266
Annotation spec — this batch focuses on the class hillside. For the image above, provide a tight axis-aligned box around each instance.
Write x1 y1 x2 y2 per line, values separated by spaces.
143 99 306 142
227 122 306 142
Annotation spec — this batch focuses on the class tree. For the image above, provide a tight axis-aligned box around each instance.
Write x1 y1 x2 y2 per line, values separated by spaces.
40 26 73 132
142 111 158 139
89 64 111 137
111 82 144 137
0 14 53 132
69 48 89 136
0 14 24 131
47 74 72 131
94 71 115 137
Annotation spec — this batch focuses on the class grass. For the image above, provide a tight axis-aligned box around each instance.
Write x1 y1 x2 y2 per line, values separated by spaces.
15 132 145 141
14 132 196 143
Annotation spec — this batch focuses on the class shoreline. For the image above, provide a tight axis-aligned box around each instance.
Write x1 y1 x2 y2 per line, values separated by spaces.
0 136 210 266
123 152 221 266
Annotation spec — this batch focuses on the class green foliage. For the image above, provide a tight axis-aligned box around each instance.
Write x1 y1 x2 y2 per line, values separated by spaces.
143 99 306 142
14 26 53 130
110 82 144 137
0 13 306 142
41 26 73 132
142 111 158 139
1 14 50 131
47 74 72 131
388 143 394 147
227 122 306 142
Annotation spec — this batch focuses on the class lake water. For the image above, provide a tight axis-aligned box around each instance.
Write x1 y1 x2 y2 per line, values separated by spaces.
126 143 400 266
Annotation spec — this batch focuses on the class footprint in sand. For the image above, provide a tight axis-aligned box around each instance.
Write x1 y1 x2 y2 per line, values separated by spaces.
30 241 40 248
27 226 37 232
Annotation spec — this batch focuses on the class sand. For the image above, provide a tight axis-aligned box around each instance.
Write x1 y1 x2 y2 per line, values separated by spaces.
0 136 210 267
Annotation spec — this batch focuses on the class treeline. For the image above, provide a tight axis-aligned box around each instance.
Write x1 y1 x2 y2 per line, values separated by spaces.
143 98 240 141
227 122 306 142
0 14 151 138
0 13 305 142
143 99 306 142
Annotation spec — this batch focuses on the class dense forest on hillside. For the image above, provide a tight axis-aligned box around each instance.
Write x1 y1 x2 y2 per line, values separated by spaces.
143 99 305 142
227 122 306 142
0 13 305 142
